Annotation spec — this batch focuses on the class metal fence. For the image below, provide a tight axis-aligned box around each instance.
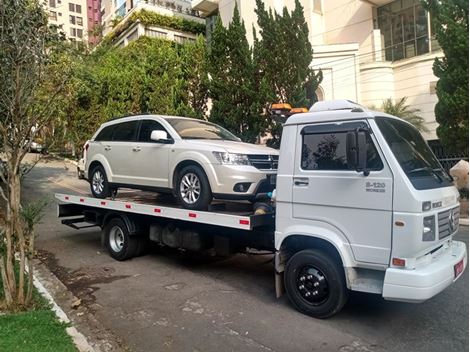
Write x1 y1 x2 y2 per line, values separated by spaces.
429 140 469 174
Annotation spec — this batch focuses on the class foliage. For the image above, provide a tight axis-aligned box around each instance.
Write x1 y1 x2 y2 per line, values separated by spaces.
57 36 209 150
207 6 268 142
103 9 206 45
0 0 68 309
253 0 322 147
422 0 468 152
381 97 429 132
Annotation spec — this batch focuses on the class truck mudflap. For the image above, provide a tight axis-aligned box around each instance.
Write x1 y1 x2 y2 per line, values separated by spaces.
382 240 467 303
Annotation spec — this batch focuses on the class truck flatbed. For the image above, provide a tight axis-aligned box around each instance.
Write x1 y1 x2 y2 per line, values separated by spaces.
55 192 274 231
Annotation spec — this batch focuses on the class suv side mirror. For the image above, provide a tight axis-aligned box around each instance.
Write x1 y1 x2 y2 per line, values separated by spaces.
150 130 172 144
346 130 369 176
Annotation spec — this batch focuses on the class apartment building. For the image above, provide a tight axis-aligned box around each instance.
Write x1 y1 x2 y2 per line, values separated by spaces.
87 0 102 44
192 0 443 141
101 0 205 46
46 0 89 42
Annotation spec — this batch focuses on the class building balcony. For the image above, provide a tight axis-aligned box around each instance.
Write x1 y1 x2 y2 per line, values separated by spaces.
191 0 218 17
360 0 393 6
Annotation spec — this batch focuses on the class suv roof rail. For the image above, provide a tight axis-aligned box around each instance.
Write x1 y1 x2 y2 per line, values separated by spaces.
110 112 153 121
309 100 366 113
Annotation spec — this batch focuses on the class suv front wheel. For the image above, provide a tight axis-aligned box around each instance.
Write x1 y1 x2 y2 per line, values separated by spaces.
176 165 212 210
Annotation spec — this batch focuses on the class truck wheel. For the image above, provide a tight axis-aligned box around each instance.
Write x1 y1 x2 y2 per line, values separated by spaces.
104 218 139 261
90 165 110 199
176 165 212 210
284 249 348 318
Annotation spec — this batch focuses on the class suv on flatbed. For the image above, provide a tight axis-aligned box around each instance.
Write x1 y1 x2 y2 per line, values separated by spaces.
85 115 278 210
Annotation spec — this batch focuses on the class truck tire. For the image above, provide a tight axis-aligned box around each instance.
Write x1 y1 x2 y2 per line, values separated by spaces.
176 165 212 210
90 165 111 199
284 249 348 318
104 218 139 261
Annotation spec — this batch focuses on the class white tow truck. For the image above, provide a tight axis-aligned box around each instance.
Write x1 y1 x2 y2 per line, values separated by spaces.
57 100 467 318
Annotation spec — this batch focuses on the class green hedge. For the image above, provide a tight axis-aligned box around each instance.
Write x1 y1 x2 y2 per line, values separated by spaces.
104 9 205 44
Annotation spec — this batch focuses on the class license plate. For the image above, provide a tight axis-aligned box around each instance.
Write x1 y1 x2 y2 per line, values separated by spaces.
454 259 464 278
268 174 277 185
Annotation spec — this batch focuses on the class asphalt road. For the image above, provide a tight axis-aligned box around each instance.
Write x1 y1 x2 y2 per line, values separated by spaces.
22 156 468 352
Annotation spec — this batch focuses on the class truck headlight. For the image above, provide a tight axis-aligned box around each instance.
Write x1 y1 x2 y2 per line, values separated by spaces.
423 215 436 241
213 152 250 165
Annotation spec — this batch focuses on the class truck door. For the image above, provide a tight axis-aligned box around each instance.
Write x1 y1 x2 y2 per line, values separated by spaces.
292 120 393 265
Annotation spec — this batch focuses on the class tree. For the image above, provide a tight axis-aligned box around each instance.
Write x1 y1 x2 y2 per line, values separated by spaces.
422 0 468 152
0 0 70 308
254 0 322 146
381 97 429 132
208 6 266 142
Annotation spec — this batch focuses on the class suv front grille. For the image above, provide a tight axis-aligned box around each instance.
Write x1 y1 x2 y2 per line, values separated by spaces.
438 206 459 239
247 154 279 171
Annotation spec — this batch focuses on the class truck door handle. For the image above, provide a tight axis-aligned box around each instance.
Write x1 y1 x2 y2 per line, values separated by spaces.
133 146 141 152
104 145 112 151
294 178 309 186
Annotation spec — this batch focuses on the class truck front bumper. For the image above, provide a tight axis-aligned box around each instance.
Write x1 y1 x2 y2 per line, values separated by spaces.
382 240 467 303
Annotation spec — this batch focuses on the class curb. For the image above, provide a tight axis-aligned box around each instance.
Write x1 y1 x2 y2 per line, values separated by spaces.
33 270 95 352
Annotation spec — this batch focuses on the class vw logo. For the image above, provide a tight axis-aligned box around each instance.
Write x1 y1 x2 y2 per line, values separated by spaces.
449 211 455 232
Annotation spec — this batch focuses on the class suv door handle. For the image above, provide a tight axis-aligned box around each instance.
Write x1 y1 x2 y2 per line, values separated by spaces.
104 145 112 151
294 178 309 186
132 146 141 152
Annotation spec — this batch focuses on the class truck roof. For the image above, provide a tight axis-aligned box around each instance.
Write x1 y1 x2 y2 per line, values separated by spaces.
283 108 403 126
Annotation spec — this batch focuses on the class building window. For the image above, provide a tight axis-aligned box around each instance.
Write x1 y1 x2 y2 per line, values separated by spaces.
115 3 125 17
49 0 56 7
145 29 167 39
69 15 75 24
77 29 83 38
77 16 83 26
70 27 76 36
49 11 57 21
313 0 322 14
69 3 82 13
377 0 437 61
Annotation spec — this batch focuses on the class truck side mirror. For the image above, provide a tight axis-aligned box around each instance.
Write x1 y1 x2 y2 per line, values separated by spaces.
346 130 369 176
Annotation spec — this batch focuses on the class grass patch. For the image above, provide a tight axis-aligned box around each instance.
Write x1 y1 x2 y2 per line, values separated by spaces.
0 266 77 351
0 310 76 352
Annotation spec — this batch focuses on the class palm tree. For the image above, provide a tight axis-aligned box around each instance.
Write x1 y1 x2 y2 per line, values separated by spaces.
381 97 429 132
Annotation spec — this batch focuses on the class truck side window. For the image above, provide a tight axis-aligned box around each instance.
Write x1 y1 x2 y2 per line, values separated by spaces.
112 121 139 142
301 130 383 171
95 125 115 141
138 120 167 142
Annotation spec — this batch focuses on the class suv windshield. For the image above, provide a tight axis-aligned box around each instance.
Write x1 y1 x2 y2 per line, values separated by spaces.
375 116 452 190
166 118 240 141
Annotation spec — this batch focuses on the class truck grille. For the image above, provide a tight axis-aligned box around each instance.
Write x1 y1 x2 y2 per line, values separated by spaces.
438 206 459 239
247 154 279 171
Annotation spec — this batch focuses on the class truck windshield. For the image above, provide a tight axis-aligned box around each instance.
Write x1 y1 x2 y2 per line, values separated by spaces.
166 118 240 141
375 116 453 190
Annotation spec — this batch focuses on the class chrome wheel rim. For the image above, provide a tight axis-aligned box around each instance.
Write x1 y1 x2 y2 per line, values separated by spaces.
180 172 201 204
92 170 104 195
109 226 125 253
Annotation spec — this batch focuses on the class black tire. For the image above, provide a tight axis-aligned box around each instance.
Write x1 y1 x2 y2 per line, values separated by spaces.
175 165 212 210
90 165 110 198
104 218 140 261
284 249 348 319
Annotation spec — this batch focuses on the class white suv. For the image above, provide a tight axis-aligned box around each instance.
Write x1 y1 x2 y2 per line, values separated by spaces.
85 115 278 210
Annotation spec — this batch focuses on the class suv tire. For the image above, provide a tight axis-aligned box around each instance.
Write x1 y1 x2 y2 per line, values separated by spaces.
176 165 212 210
90 165 111 198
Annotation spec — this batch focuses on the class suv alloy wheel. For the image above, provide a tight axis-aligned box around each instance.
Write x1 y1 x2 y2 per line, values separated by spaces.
176 165 212 210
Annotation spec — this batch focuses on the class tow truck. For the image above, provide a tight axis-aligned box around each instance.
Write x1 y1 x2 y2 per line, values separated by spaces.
57 100 467 318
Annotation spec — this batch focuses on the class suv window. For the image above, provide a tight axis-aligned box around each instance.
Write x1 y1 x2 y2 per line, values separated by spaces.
112 121 138 142
95 125 115 141
138 119 167 142
301 124 383 171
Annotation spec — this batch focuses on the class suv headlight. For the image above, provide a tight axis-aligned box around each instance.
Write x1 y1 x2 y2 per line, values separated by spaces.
213 152 250 165
423 215 436 241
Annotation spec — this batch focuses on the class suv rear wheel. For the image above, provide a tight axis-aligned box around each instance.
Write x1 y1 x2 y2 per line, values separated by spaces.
90 165 110 198
176 165 212 210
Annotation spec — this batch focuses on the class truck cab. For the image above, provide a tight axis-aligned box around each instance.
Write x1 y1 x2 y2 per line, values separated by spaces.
275 100 467 318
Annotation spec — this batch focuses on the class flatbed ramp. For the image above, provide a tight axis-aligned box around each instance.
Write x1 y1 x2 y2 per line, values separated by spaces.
55 192 274 230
